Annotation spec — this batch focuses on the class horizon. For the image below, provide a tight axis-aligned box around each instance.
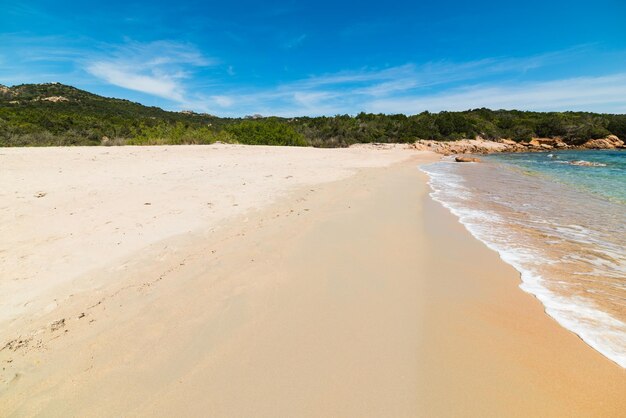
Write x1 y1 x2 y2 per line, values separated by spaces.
1 1 626 117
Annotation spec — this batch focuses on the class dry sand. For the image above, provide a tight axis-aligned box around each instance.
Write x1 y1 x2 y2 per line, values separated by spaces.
0 145 624 416
0 144 412 334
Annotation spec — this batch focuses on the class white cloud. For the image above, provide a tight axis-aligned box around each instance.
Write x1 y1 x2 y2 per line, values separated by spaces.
204 48 625 116
87 62 184 101
85 40 214 102
4 34 621 116
288 50 581 96
364 73 626 114
205 69 626 117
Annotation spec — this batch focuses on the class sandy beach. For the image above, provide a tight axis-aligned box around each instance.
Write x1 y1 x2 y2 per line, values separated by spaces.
1 145 625 416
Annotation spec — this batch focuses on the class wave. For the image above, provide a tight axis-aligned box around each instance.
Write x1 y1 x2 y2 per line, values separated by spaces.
420 160 626 368
554 160 608 167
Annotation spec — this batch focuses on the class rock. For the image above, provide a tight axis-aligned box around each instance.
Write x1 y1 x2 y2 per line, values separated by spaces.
581 135 625 149
496 138 518 146
41 96 69 103
455 156 480 163
410 135 625 155
413 138 520 155
0 84 13 98
530 137 568 149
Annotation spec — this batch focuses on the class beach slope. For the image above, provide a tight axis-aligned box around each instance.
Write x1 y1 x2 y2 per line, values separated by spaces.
0 145 624 416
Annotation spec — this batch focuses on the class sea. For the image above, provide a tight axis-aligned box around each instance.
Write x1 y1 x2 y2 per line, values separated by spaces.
421 150 626 368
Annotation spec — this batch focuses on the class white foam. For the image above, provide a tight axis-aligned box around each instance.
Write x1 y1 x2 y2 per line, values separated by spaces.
420 162 626 369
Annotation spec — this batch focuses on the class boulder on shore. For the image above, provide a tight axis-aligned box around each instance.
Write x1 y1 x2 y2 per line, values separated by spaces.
455 156 480 163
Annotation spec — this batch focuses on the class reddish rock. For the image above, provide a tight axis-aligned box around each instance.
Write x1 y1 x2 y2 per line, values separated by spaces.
581 135 624 149
532 137 568 148
413 138 522 154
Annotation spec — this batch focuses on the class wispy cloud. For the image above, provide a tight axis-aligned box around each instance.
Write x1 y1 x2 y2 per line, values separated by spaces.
289 48 584 93
1 35 623 116
364 73 626 114
87 62 186 101
85 40 214 102
200 48 621 116
0 35 216 104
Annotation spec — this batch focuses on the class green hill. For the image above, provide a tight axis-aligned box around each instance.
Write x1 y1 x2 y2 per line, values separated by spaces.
0 82 229 146
1 82 625 147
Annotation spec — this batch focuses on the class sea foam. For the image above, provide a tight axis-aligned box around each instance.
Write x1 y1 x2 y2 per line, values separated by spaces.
421 156 626 368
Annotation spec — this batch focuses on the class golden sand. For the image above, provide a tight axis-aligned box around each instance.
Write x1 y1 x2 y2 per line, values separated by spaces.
0 146 624 416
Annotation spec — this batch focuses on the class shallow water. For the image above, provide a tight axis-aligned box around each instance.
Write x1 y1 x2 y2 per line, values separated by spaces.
421 150 626 368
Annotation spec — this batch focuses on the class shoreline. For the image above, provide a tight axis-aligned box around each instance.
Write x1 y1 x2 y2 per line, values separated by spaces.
1 146 624 415
422 151 626 369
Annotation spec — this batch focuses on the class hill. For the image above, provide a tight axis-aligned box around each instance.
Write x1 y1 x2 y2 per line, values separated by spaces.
1 83 625 147
0 82 230 146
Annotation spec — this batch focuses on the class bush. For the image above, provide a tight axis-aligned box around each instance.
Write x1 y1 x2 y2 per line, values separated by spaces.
225 119 308 146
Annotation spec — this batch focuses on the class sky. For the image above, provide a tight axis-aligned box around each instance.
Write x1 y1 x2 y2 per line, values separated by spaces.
1 0 626 116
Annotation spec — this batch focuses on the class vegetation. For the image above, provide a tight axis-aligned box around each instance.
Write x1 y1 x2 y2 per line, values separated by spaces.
1 83 625 147
225 119 307 146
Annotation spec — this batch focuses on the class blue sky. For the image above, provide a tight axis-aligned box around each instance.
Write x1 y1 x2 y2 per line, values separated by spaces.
1 0 625 116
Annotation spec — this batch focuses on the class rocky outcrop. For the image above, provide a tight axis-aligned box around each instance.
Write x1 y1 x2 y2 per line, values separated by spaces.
41 96 69 103
526 137 569 149
0 84 13 98
411 138 525 155
411 134 626 156
580 135 625 149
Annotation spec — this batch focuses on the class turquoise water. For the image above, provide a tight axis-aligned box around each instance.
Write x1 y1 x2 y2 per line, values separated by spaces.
421 150 626 368
483 150 626 203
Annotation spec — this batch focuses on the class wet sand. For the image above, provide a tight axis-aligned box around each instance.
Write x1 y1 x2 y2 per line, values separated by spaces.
0 146 624 416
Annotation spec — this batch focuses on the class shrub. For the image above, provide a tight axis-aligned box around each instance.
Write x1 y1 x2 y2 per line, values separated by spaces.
225 119 309 146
